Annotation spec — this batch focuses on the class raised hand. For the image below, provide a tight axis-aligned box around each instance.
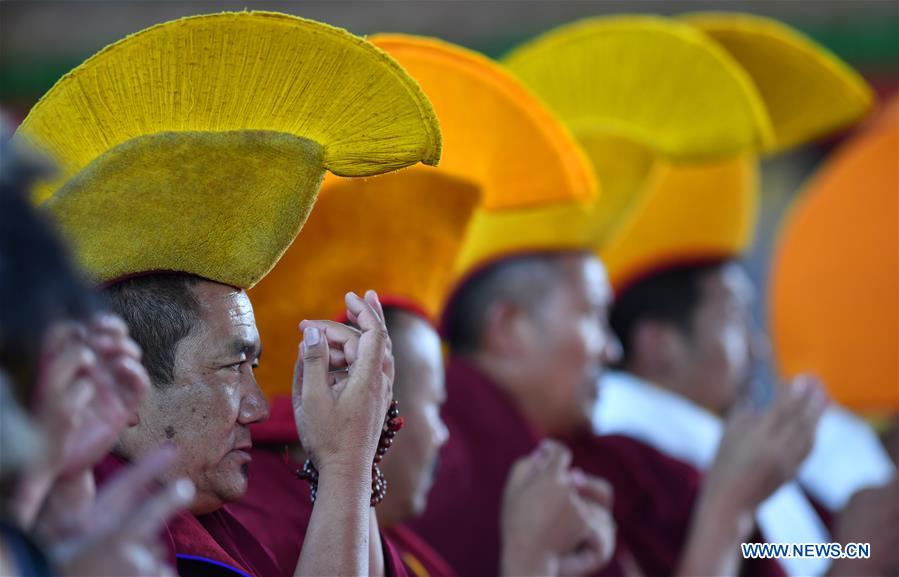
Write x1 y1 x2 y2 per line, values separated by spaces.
292 290 394 476
706 374 828 513
500 441 616 577
676 375 828 577
50 445 194 577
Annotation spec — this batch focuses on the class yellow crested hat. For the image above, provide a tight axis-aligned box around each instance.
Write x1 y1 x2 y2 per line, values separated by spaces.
16 12 441 289
681 12 873 153
769 124 898 411
505 14 872 289
600 156 758 289
251 171 481 397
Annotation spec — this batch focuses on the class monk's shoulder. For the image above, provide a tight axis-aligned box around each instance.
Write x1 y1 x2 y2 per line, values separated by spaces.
569 433 703 498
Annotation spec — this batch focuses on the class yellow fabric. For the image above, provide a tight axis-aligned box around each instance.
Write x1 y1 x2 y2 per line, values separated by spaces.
454 201 596 277
370 35 596 210
16 11 441 288
574 132 657 244
250 169 481 397
600 156 759 290
683 12 873 153
503 15 773 162
46 131 324 289
769 126 898 411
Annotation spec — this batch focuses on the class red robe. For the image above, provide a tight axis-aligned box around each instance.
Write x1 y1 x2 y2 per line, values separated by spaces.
385 524 456 577
412 357 785 577
227 395 429 577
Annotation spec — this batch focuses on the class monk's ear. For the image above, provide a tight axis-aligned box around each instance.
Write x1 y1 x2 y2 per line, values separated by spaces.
481 300 529 357
632 319 685 379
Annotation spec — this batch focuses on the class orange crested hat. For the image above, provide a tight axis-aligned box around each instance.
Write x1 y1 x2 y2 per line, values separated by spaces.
769 114 898 412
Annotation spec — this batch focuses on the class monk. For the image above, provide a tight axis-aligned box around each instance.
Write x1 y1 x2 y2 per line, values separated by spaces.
17 10 442 576
602 258 899 576
233 305 615 577
414 251 826 577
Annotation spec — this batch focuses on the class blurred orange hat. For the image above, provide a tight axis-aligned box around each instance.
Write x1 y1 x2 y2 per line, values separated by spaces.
769 118 898 411
250 171 480 397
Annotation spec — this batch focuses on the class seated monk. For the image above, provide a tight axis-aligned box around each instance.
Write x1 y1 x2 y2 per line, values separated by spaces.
16 10 442 576
232 165 614 576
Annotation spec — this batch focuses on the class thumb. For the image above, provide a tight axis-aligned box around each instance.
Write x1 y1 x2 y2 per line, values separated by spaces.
542 440 573 477
571 469 614 509
299 325 330 403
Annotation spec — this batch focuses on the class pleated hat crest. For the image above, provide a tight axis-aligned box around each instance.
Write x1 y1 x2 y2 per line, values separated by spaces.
368 35 596 212
16 11 442 289
250 170 481 397
769 118 898 411
358 36 600 281
505 14 872 290
503 15 770 254
682 12 873 153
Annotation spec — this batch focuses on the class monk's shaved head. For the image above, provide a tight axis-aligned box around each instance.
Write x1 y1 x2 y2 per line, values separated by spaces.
445 253 580 355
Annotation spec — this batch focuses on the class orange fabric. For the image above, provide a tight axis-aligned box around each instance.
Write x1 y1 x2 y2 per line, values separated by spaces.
370 35 597 210
769 126 898 411
249 169 480 398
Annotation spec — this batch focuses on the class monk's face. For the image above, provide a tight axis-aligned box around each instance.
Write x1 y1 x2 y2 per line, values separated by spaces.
381 311 448 520
119 281 269 514
669 264 766 414
516 255 618 436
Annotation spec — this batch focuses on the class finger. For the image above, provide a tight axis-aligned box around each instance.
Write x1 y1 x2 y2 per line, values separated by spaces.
109 355 151 413
39 342 97 404
364 290 385 324
123 477 195 541
571 469 614 509
775 376 826 446
506 442 554 491
92 445 178 527
90 332 142 361
300 320 360 366
345 292 385 335
300 320 360 345
41 321 88 359
299 326 331 405
89 312 129 339
557 546 607 577
541 440 573 477
63 377 95 424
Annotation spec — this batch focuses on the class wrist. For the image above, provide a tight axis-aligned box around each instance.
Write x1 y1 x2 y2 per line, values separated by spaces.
317 459 371 488
694 490 755 543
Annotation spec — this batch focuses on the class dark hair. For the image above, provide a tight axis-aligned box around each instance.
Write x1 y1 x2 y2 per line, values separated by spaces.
444 253 570 355
609 259 731 368
103 274 202 387
0 148 99 405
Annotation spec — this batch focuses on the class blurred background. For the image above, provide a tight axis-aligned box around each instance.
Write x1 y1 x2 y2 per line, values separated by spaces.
2 0 897 399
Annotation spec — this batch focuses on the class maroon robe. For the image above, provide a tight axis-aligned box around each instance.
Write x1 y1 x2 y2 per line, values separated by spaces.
227 395 414 577
412 357 786 577
410 358 635 576
385 524 456 577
